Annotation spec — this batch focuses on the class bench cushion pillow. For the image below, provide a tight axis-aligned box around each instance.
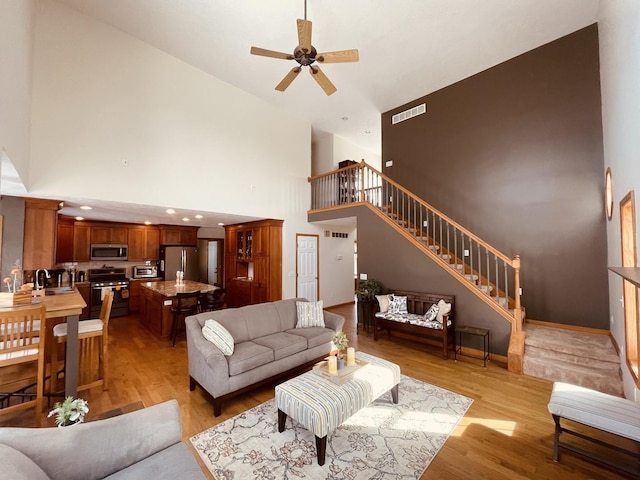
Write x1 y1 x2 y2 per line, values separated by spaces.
296 301 325 328
202 319 234 356
424 304 438 321
435 299 452 323
389 295 408 314
376 294 391 313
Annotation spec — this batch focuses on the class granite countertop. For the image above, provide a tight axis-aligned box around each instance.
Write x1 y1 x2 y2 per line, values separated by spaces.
140 280 218 297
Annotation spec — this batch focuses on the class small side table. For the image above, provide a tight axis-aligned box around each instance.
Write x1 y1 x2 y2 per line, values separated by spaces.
455 325 490 367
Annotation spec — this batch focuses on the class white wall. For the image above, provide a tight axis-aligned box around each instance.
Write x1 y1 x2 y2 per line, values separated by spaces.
0 0 34 184
599 0 640 400
333 134 381 171
29 0 312 299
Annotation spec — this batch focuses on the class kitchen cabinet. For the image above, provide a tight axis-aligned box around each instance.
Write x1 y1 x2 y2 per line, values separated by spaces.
91 225 127 244
73 224 91 262
159 225 198 246
129 278 160 312
56 217 75 264
23 199 60 270
128 226 160 261
224 219 282 307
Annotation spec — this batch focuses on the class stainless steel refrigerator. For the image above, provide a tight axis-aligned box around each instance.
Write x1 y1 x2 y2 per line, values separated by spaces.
159 246 199 282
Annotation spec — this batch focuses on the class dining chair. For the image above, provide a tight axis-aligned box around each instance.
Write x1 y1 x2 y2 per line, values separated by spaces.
0 305 47 417
171 291 200 347
50 289 114 394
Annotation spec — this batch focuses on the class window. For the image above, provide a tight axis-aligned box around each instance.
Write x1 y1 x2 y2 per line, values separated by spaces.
620 191 639 383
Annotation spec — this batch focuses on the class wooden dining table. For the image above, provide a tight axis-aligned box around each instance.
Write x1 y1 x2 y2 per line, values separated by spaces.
2 290 86 397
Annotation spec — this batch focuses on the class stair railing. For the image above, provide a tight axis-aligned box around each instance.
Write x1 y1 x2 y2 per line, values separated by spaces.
309 161 523 329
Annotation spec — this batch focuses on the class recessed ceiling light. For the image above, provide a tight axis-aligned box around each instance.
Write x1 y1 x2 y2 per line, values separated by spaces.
144 221 152 225
182 217 190 222
75 216 84 221
166 208 176 214
80 205 92 210
218 222 225 226
59 201 65 208
195 214 203 219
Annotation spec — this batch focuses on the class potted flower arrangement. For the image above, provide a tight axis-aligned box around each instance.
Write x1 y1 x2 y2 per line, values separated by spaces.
332 331 349 369
48 396 89 427
355 278 383 332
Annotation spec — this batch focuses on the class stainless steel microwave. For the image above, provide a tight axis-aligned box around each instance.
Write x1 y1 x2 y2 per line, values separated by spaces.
90 244 128 261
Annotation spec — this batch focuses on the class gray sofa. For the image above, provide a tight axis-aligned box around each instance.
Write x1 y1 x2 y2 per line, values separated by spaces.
0 400 205 480
186 298 345 416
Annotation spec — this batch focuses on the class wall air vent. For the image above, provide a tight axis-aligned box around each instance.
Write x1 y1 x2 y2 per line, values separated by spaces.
392 103 426 125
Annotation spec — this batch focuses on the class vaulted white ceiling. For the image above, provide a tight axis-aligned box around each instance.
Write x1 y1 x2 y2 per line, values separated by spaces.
4 0 601 227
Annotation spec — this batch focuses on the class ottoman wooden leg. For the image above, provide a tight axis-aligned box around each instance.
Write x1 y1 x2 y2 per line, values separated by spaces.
391 383 399 404
316 435 327 465
278 409 287 432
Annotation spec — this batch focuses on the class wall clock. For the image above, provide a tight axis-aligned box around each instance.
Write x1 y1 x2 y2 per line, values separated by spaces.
605 167 613 220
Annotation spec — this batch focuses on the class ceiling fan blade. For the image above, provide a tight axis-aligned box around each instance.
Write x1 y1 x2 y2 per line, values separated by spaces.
250 46 293 60
317 49 359 63
297 19 312 52
309 66 337 96
275 67 301 92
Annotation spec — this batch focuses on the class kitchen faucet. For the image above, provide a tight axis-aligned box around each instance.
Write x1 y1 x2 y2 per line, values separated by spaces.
34 269 50 290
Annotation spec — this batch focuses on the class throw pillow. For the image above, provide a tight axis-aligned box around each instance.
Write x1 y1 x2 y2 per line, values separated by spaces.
389 295 408 314
424 303 439 321
296 300 325 328
375 294 391 313
202 319 235 355
435 299 452 323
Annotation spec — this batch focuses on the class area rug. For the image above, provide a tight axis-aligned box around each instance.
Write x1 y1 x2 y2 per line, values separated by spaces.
190 375 472 479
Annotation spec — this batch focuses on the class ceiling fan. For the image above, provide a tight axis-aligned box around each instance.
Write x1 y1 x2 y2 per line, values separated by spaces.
250 0 359 96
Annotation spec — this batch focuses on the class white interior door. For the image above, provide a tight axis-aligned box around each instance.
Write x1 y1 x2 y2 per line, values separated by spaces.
297 234 318 301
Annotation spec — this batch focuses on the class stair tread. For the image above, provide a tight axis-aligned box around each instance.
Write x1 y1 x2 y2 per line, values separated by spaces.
524 344 620 372
523 354 623 396
524 324 619 363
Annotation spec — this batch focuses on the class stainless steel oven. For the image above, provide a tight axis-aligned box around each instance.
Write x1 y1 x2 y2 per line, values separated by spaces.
88 268 130 318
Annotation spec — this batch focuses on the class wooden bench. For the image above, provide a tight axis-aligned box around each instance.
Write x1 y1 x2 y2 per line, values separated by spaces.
373 290 455 358
548 381 640 477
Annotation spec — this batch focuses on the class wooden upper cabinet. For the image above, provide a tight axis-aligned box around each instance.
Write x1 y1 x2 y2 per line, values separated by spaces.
159 225 198 246
91 225 127 244
128 226 160 261
56 217 75 264
23 199 60 270
73 224 91 262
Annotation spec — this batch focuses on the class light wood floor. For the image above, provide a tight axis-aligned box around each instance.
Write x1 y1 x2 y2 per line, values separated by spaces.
0 303 631 479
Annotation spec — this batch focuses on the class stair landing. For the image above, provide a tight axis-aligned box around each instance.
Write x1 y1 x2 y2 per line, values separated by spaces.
522 323 623 397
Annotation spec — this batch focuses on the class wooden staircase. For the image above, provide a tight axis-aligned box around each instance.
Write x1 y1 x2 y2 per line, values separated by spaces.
308 160 526 372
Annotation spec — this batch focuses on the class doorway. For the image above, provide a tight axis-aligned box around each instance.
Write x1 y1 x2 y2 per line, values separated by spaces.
198 239 223 286
296 234 319 301
620 190 638 380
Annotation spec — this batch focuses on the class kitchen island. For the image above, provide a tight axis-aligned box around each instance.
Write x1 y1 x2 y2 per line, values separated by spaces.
139 280 217 340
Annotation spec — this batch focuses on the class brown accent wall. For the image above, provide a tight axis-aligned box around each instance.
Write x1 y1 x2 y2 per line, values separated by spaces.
380 24 607 328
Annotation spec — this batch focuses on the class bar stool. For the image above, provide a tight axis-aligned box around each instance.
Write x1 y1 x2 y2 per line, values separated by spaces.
171 291 200 347
198 288 225 312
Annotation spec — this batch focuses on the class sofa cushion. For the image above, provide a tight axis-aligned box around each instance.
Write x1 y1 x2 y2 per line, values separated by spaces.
239 303 284 339
295 300 325 328
202 319 234 356
104 443 205 480
252 332 307 361
228 342 274 376
0 443 51 480
272 298 304 331
286 327 334 349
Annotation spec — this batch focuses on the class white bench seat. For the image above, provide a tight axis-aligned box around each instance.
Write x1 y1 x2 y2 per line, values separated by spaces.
548 381 640 477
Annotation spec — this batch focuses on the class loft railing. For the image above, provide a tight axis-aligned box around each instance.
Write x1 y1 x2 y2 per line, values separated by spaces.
309 160 523 329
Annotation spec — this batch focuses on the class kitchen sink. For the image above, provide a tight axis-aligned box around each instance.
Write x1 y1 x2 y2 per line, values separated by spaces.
44 287 75 295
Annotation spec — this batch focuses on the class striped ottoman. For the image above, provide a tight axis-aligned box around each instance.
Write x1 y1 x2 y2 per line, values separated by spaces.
275 352 401 465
